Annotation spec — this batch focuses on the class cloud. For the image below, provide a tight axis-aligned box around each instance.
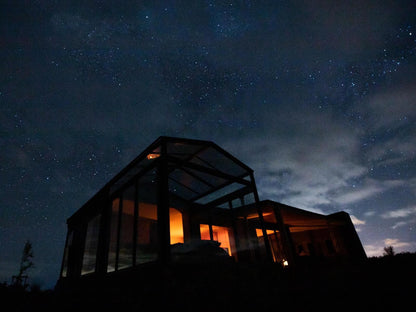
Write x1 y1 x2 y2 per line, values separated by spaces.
364 83 416 130
381 206 416 219
364 210 376 217
350 215 366 226
363 244 383 257
391 221 410 230
384 238 411 249
366 132 416 166
225 109 367 211
364 238 415 257
333 179 404 205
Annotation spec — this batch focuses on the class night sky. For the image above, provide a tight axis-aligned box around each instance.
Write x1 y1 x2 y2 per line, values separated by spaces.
1 1 416 289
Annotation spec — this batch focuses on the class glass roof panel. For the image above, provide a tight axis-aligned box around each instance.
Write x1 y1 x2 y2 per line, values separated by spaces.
169 178 199 200
169 168 212 195
192 146 248 177
185 167 228 188
195 182 246 205
110 146 160 195
167 141 205 160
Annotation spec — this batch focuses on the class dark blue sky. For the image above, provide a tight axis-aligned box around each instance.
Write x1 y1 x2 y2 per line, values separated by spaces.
1 0 416 289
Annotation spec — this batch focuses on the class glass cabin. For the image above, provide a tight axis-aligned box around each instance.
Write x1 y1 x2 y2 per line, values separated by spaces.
59 137 366 281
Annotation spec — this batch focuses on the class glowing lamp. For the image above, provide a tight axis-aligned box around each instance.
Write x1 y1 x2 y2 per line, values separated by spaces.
147 153 160 160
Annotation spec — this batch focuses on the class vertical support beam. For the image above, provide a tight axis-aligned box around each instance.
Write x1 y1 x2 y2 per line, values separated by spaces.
250 172 273 262
157 139 171 264
272 205 296 266
115 195 123 271
132 179 139 266
229 199 241 261
209 223 214 241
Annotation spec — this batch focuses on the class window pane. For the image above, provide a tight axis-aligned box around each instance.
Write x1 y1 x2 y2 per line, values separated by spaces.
199 224 235 257
81 214 101 275
212 225 234 256
136 171 158 264
195 182 245 205
200 224 211 240
194 146 247 177
170 208 184 245
136 203 158 264
118 185 135 270
107 198 120 272
61 230 73 277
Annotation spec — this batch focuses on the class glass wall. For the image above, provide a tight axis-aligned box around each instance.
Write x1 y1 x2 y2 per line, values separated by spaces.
136 202 158 264
61 230 73 277
200 224 211 240
212 225 234 256
106 169 186 269
81 214 101 275
200 224 235 257
136 170 158 264
107 198 120 272
169 208 184 244
118 185 135 269
256 229 283 263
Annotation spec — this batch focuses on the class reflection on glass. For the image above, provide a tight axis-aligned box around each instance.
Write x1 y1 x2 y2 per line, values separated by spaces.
81 214 101 275
136 202 158 264
107 198 120 272
118 185 135 270
256 228 281 263
61 231 73 277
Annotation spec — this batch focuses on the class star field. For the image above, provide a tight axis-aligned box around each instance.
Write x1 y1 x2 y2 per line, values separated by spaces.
1 0 416 288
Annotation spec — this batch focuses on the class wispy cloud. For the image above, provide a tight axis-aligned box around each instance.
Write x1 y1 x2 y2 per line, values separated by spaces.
363 82 416 130
381 206 416 219
384 238 412 249
333 178 404 205
391 221 411 230
230 110 367 211
365 238 415 257
350 215 366 225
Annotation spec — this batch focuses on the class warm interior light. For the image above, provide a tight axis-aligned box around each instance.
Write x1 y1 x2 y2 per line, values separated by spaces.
246 212 273 220
283 259 289 266
136 203 184 244
255 228 274 237
200 224 233 256
169 208 184 244
146 153 160 160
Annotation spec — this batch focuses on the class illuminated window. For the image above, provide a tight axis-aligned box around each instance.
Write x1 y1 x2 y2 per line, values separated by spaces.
255 228 275 237
81 214 101 275
200 224 234 256
200 224 211 240
169 208 184 244
256 228 279 262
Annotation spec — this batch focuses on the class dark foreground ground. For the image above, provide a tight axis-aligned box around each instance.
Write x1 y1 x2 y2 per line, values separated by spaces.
2 253 415 312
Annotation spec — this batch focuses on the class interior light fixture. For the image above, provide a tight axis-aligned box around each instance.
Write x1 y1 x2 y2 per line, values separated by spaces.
147 153 160 160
